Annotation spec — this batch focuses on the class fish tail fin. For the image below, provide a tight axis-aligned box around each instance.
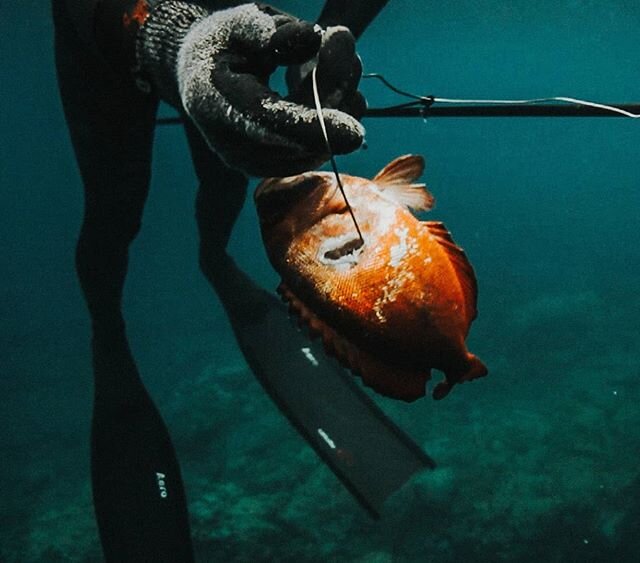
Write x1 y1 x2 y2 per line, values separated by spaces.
432 354 488 400
459 353 488 383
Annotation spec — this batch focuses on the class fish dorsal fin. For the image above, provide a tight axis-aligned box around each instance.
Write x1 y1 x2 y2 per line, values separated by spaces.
372 155 434 212
424 221 478 322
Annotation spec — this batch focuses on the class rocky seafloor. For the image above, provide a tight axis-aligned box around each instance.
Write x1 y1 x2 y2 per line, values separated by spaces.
2 286 639 562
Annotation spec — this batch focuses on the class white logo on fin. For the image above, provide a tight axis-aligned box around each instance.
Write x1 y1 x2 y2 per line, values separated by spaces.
317 428 336 449
156 472 168 499
301 347 319 367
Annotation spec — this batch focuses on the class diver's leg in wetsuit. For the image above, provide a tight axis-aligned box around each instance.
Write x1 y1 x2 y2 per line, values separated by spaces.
184 122 435 518
52 1 193 560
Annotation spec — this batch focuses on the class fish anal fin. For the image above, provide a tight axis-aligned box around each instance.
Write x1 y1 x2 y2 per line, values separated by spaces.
278 282 429 402
424 221 478 321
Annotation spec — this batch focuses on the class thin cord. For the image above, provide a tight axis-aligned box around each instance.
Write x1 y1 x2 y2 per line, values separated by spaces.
361 72 434 104
363 72 640 119
311 65 365 245
433 96 640 118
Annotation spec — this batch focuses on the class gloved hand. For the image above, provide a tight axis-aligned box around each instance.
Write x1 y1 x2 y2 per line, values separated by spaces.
285 25 366 121
137 1 365 176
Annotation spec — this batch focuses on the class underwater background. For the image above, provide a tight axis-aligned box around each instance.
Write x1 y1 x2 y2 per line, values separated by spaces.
2 0 639 561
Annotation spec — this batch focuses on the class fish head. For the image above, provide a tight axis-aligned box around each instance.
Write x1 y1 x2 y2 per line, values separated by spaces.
255 170 369 270
255 155 434 274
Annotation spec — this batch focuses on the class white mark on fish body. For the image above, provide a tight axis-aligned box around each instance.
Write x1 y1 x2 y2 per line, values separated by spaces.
373 268 416 323
372 200 401 233
374 293 388 323
389 227 409 267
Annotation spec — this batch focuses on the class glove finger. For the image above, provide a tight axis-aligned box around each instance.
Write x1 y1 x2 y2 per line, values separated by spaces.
339 90 367 120
268 20 321 65
226 146 328 177
315 26 361 103
192 91 365 176
260 102 364 155
197 115 329 176
208 60 364 152
224 5 320 68
285 26 363 115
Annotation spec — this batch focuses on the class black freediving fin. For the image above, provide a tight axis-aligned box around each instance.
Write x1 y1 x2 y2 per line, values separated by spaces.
217 262 435 518
91 337 194 562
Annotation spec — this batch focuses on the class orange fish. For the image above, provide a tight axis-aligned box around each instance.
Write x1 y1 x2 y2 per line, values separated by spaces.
254 155 487 401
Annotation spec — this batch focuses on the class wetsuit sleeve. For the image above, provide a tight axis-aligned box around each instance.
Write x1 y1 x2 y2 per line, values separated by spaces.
317 0 390 39
57 0 99 46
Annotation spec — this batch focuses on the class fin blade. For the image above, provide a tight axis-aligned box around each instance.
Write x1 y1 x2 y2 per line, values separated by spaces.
424 221 479 322
226 279 436 517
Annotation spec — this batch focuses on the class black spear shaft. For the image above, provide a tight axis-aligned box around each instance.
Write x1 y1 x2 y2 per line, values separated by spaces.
156 103 640 126
363 103 640 118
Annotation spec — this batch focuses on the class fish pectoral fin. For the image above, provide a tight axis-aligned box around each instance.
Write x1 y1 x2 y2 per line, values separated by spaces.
372 155 434 212
278 282 429 402
424 221 479 322
373 154 425 184
436 353 489 399
382 182 434 212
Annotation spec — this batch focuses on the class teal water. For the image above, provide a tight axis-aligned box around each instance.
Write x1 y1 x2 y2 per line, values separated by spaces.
1 1 639 561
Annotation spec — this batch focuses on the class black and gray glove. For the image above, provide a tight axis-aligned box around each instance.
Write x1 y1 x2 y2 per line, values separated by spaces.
136 1 365 176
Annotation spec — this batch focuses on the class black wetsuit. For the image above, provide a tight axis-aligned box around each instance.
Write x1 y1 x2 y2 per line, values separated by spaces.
52 2 423 561
52 0 390 339
53 0 245 335
52 3 267 559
